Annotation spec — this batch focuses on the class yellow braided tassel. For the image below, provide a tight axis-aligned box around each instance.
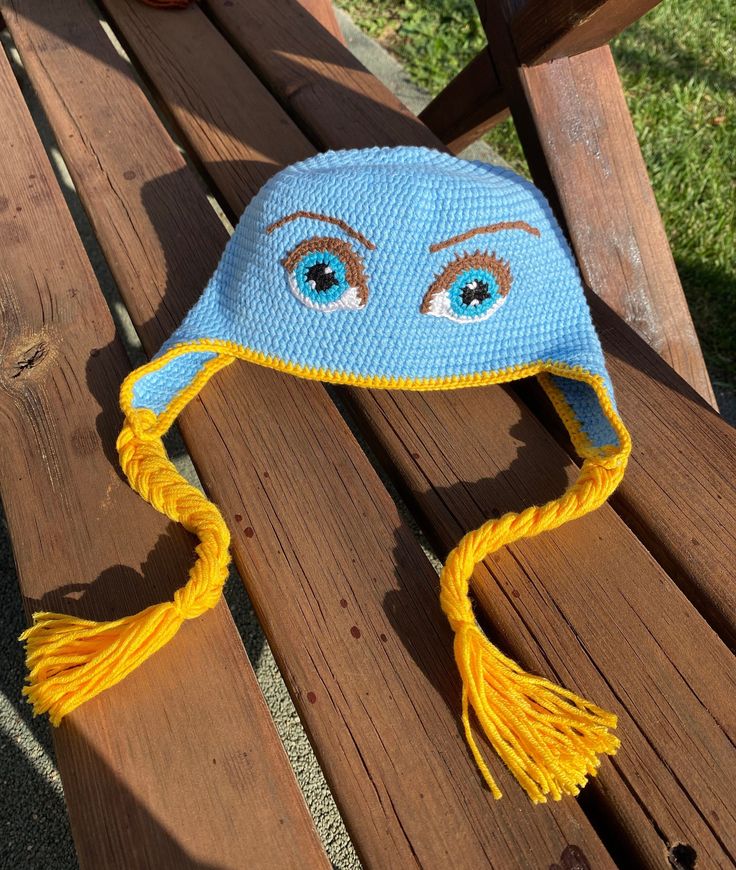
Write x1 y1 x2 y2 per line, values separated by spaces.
20 410 231 725
440 456 627 803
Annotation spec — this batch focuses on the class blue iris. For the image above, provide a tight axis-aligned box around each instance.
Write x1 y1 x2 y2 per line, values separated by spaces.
448 268 501 319
294 250 349 305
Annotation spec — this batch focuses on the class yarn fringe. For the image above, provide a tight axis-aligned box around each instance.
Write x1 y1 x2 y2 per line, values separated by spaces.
440 455 627 802
21 411 231 724
21 604 184 725
454 623 619 802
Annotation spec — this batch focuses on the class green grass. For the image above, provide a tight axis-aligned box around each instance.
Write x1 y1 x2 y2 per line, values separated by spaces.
337 0 736 395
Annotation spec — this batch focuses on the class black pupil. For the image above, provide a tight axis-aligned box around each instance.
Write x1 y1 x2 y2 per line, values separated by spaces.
461 279 491 307
306 261 339 294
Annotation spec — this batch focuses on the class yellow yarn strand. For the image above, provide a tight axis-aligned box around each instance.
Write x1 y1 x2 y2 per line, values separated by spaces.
20 410 231 725
440 455 628 803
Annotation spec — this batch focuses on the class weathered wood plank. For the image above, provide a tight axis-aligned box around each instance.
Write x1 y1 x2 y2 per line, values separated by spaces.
418 49 509 153
521 46 715 406
475 5 715 407
100 0 314 199
583 295 736 641
203 0 439 151
511 0 660 64
4 1 617 866
0 41 328 870
419 0 665 147
95 1 736 865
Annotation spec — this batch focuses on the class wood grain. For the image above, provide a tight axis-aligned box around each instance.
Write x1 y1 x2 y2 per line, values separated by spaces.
203 0 439 151
0 41 327 870
587 295 736 642
341 386 736 870
477 7 715 407
91 1 736 865
4 1 617 866
445 31 716 405
418 49 509 153
511 0 660 64
417 0 660 147
525 47 714 404
100 1 313 198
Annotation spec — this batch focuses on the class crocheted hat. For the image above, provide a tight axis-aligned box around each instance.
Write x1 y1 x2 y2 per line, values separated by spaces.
23 147 630 804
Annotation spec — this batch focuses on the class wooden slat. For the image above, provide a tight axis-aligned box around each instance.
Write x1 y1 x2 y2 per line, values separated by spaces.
202 0 439 151
4 2 618 866
419 0 660 148
518 46 715 407
92 1 736 865
475 6 715 407
109 0 314 199
585 295 736 642
418 49 509 153
510 0 660 64
519 316 736 648
0 42 327 870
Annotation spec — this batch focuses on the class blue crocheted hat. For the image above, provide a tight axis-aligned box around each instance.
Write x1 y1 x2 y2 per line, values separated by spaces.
128 147 624 457
24 147 631 805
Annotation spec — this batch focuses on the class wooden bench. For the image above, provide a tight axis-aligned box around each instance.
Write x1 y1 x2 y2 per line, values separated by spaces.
0 0 734 866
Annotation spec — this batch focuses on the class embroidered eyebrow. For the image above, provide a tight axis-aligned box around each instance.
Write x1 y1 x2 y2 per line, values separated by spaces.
429 221 540 253
266 210 376 250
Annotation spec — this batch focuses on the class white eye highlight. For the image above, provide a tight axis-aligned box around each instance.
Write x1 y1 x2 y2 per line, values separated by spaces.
287 273 366 312
421 251 512 323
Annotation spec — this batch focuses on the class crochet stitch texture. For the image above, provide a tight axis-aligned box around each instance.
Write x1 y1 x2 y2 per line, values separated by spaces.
21 146 631 805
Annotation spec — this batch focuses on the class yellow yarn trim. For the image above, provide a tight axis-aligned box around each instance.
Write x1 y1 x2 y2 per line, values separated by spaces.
24 335 631 806
118 338 628 458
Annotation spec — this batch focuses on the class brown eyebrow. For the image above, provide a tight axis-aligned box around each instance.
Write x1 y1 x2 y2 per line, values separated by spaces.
265 210 376 250
429 221 540 253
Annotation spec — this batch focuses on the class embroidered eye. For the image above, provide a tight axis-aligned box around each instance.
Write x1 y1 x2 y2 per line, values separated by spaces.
421 252 511 323
283 236 368 312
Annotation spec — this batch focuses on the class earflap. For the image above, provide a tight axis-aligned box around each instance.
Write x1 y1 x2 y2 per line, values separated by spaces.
536 367 631 462
120 344 234 438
